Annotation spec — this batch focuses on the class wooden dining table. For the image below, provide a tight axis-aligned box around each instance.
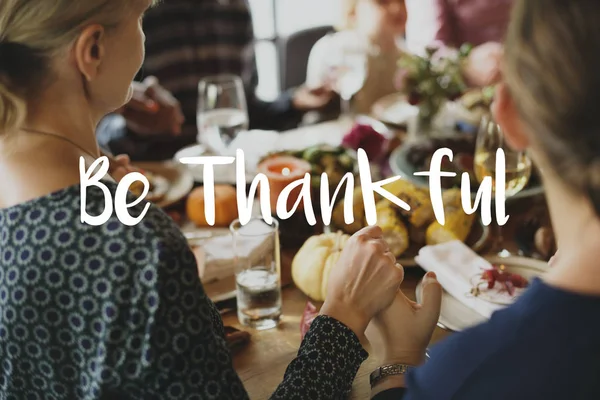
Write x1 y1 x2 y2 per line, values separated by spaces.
221 253 447 400
206 119 550 399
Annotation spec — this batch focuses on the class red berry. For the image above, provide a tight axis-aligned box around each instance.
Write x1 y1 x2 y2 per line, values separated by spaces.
408 92 421 105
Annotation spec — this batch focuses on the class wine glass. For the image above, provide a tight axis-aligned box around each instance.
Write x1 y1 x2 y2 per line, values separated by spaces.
197 74 249 155
474 114 532 257
331 44 368 120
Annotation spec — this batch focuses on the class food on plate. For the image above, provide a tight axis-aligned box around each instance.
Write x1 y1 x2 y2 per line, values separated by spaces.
341 123 387 160
129 170 170 203
186 185 238 227
376 203 409 257
426 188 475 245
471 264 529 297
330 183 476 258
376 178 434 228
291 231 349 301
260 144 356 188
331 186 366 234
426 211 475 245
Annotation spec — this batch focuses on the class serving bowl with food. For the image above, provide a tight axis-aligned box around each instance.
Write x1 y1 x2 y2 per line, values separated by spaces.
259 144 358 189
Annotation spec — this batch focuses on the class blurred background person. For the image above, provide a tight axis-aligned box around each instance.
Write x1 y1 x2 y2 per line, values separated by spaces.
97 0 334 161
406 0 511 86
433 0 513 49
306 0 408 118
406 0 513 51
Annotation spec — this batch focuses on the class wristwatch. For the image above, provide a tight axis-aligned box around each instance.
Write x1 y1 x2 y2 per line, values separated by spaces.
370 364 415 388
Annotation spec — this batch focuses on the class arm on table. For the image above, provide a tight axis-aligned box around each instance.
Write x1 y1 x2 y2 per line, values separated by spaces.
269 315 369 399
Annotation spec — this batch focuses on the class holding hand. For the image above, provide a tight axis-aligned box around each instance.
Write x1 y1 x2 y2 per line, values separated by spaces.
105 153 142 183
292 84 335 111
366 271 442 367
117 76 185 136
319 225 405 336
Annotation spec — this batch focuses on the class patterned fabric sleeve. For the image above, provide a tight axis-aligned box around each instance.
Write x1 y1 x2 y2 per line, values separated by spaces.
270 315 369 400
116 207 250 400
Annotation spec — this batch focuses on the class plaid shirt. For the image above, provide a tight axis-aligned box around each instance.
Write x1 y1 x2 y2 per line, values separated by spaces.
99 0 301 161
140 0 256 128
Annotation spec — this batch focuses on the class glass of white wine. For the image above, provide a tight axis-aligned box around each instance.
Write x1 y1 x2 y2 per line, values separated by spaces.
331 42 368 121
474 114 532 256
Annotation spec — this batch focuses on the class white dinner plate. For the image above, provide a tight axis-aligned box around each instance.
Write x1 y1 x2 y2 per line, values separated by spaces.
371 93 419 127
415 255 548 332
132 161 195 208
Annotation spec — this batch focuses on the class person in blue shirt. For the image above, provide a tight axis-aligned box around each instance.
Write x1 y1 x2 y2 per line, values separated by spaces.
367 0 600 398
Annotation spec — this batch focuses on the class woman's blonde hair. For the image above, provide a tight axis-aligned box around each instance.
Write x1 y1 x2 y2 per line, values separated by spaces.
504 0 600 214
0 0 156 134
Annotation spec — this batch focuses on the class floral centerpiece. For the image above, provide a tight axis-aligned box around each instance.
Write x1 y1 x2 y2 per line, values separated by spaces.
395 43 473 134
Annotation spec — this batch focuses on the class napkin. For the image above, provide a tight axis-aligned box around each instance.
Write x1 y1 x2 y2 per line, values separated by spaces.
415 240 506 318
200 232 274 283
224 130 281 166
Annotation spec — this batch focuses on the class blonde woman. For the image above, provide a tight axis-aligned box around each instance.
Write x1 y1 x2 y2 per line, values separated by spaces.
368 0 600 398
0 0 415 398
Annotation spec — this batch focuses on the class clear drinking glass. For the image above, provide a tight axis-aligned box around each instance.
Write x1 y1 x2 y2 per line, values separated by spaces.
474 114 532 256
230 217 281 330
197 74 249 154
332 44 368 120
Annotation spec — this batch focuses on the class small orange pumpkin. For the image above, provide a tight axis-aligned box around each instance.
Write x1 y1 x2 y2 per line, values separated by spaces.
186 185 238 227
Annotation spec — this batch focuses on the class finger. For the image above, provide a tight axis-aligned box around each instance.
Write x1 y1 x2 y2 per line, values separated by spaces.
391 262 405 287
419 272 442 322
358 224 383 239
114 154 130 165
548 250 559 267
127 95 159 113
143 76 159 88
383 250 395 263
121 107 160 128
368 238 390 254
401 290 422 311
145 85 157 99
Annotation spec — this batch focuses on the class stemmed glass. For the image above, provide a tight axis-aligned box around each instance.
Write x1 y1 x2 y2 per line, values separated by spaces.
474 114 533 257
331 43 368 120
197 74 249 155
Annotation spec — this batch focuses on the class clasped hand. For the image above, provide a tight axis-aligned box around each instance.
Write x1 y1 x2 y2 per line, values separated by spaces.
320 225 442 369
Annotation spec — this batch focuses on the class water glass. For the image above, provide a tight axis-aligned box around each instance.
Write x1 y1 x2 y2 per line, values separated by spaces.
197 74 249 154
230 217 281 330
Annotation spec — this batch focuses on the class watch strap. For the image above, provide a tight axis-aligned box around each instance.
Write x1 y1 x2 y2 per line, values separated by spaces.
370 364 415 388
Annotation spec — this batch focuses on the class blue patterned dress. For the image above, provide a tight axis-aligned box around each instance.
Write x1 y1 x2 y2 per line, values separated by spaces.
0 181 367 399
